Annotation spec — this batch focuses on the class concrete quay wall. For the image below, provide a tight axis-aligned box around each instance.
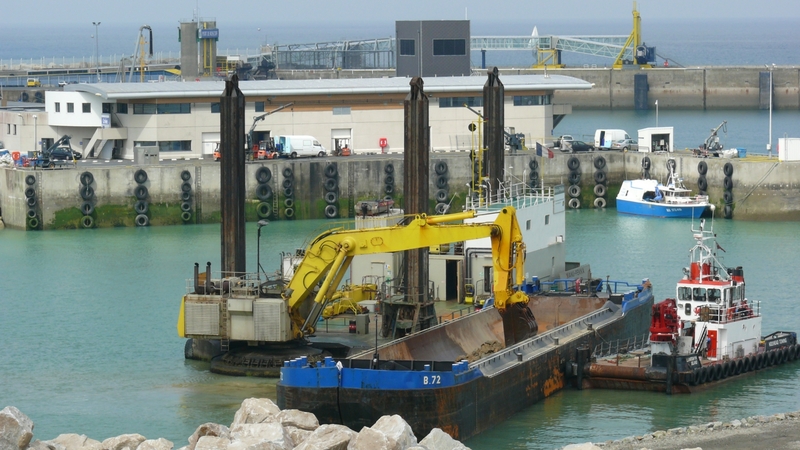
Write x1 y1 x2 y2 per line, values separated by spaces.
2 152 799 230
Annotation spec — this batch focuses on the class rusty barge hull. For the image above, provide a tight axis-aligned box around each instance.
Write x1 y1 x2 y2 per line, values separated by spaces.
277 290 654 441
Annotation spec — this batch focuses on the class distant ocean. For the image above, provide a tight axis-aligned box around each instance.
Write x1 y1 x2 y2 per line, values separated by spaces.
3 18 799 68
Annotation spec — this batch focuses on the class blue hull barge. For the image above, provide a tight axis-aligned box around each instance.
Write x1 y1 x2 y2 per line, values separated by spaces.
616 158 709 219
277 280 654 441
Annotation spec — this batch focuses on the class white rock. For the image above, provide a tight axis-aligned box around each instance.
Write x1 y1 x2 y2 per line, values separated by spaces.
293 424 357 450
0 406 34 449
230 399 281 428
229 423 293 449
137 438 174 450
347 427 392 450
187 423 230 450
284 426 313 447
406 447 429 450
103 433 147 450
370 415 417 450
419 428 469 450
194 436 230 450
47 434 103 450
731 419 742 428
277 410 319 431
27 440 65 450
562 444 602 450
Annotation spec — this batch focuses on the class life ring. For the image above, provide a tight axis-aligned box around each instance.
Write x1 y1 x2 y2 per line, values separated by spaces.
25 175 36 186
181 170 192 182
434 161 448 175
594 171 606 184
435 203 448 215
324 204 338 219
283 187 293 198
568 171 581 185
284 198 295 209
181 191 192 202
28 216 39 229
723 162 734 177
698 161 708 175
436 175 448 189
26 196 37 207
529 170 539 181
81 201 94 216
282 167 293 179
324 178 338 192
255 167 271 184
384 163 394 174
723 176 733 191
180 201 192 212
80 171 94 186
385 175 394 186
594 197 606 208
256 202 271 219
282 178 293 189
181 181 192 193
325 191 338 204
81 215 94 229
181 211 192 222
435 189 448 203
135 214 149 227
284 207 294 218
667 159 677 171
325 163 338 178
594 184 606 197
567 156 580 171
134 169 148 184
642 157 651 170
80 185 94 201
568 198 580 209
385 184 394 194
134 200 148 214
724 204 733 219
568 184 580 198
256 184 273 201
529 159 539 170
723 191 733 204
697 176 708 192
27 209 37 218
134 185 148 201
594 156 606 170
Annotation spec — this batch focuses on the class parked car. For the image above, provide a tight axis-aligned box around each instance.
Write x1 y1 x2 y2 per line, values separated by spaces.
553 135 573 149
610 138 638 151
561 140 594 153
49 147 82 160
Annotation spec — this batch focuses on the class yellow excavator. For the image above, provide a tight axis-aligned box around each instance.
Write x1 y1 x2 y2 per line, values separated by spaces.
178 205 535 347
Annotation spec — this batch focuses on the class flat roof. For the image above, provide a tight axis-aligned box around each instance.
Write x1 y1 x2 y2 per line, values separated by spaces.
66 75 591 100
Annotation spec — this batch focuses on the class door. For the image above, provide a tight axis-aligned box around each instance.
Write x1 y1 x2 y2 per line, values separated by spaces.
331 128 352 156
202 132 220 157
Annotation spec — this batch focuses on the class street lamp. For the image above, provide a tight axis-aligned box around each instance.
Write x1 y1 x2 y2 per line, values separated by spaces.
92 21 101 82
256 219 270 281
655 99 659 127
32 115 37 153
765 64 775 158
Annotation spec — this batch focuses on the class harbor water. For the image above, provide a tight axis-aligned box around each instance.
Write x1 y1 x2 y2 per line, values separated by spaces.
2 210 799 449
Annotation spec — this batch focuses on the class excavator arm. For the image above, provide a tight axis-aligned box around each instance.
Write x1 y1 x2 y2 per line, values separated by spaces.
283 206 529 339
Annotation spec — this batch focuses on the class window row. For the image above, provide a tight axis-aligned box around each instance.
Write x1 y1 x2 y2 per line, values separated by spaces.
134 140 192 152
513 95 552 106
439 96 482 108
399 39 467 56
54 102 92 113
133 103 191 115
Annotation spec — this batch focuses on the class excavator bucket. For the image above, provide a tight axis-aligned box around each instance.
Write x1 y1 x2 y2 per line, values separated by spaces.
500 303 539 346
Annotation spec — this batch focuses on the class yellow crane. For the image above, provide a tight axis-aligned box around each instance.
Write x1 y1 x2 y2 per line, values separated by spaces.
612 2 653 69
127 25 153 83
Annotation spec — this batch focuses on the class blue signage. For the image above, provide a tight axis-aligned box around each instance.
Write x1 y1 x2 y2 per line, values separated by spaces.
199 28 219 39
101 114 111 128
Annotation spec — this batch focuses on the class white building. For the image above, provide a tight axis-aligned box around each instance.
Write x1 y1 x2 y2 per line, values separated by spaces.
1 75 590 159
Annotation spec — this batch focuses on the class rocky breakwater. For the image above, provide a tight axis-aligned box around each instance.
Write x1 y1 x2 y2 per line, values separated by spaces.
0 400 470 450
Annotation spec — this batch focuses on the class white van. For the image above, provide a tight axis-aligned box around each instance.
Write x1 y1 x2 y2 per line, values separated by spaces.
594 129 631 150
276 135 326 158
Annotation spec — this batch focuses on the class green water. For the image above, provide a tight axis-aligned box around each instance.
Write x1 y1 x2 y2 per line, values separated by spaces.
2 212 799 449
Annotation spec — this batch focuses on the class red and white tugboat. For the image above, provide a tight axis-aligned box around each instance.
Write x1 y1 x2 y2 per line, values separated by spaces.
583 217 799 392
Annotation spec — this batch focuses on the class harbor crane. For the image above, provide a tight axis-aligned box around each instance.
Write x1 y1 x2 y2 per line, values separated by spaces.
125 25 153 83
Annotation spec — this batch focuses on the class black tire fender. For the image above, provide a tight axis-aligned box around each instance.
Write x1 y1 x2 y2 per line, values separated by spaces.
283 187 293 198
25 175 36 186
255 167 271 184
134 169 148 184
568 198 580 209
384 175 394 185
594 171 606 184
181 191 192 202
593 197 606 208
80 185 94 200
284 207 294 218
282 178 293 189
80 171 94 186
568 184 580 198
81 201 94 216
594 184 607 197
697 176 708 192
284 198 295 208
698 161 708 175
568 171 581 185
256 202 272 219
325 163 338 178
324 178 338 192
723 191 733 204
282 167 293 178
434 161 448 175
384 163 394 174
135 214 149 227
134 200 148 214
81 215 94 229
180 202 192 212
435 175 448 189
435 189 448 203
181 170 192 182
594 156 606 170
385 184 394 194
723 162 734 177
325 191 338 204
26 196 37 207
324 204 338 218
181 211 192 222
181 181 192 193
567 156 580 171
529 159 539 170
723 176 733 191
134 185 148 200
256 184 273 201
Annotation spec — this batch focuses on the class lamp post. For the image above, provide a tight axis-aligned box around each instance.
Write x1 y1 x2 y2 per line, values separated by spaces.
32 115 37 153
256 219 269 281
655 99 659 127
92 21 101 82
765 64 775 158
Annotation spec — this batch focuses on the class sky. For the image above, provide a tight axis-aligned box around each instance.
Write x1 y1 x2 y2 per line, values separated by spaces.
4 0 800 26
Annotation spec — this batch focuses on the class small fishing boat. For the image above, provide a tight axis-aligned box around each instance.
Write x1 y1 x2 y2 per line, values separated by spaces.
616 158 709 218
581 218 799 393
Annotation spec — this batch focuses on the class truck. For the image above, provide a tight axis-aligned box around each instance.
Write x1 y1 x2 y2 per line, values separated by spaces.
594 129 632 150
276 135 326 158
31 135 81 168
26 78 41 87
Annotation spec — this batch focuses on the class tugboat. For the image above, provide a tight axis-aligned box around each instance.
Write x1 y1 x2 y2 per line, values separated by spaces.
583 216 799 393
616 158 709 218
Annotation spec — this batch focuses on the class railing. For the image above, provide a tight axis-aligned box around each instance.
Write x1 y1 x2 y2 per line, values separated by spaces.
592 333 650 359
697 300 761 325
185 270 283 297
465 180 554 211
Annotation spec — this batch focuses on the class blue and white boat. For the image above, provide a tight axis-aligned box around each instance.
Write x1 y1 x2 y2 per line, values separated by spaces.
616 161 709 218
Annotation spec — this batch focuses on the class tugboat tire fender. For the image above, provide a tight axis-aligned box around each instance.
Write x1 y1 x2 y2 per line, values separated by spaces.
698 366 710 384
713 364 723 381
755 353 765 370
734 359 744 375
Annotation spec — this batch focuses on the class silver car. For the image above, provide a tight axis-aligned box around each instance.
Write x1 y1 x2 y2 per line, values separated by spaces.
610 138 638 151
